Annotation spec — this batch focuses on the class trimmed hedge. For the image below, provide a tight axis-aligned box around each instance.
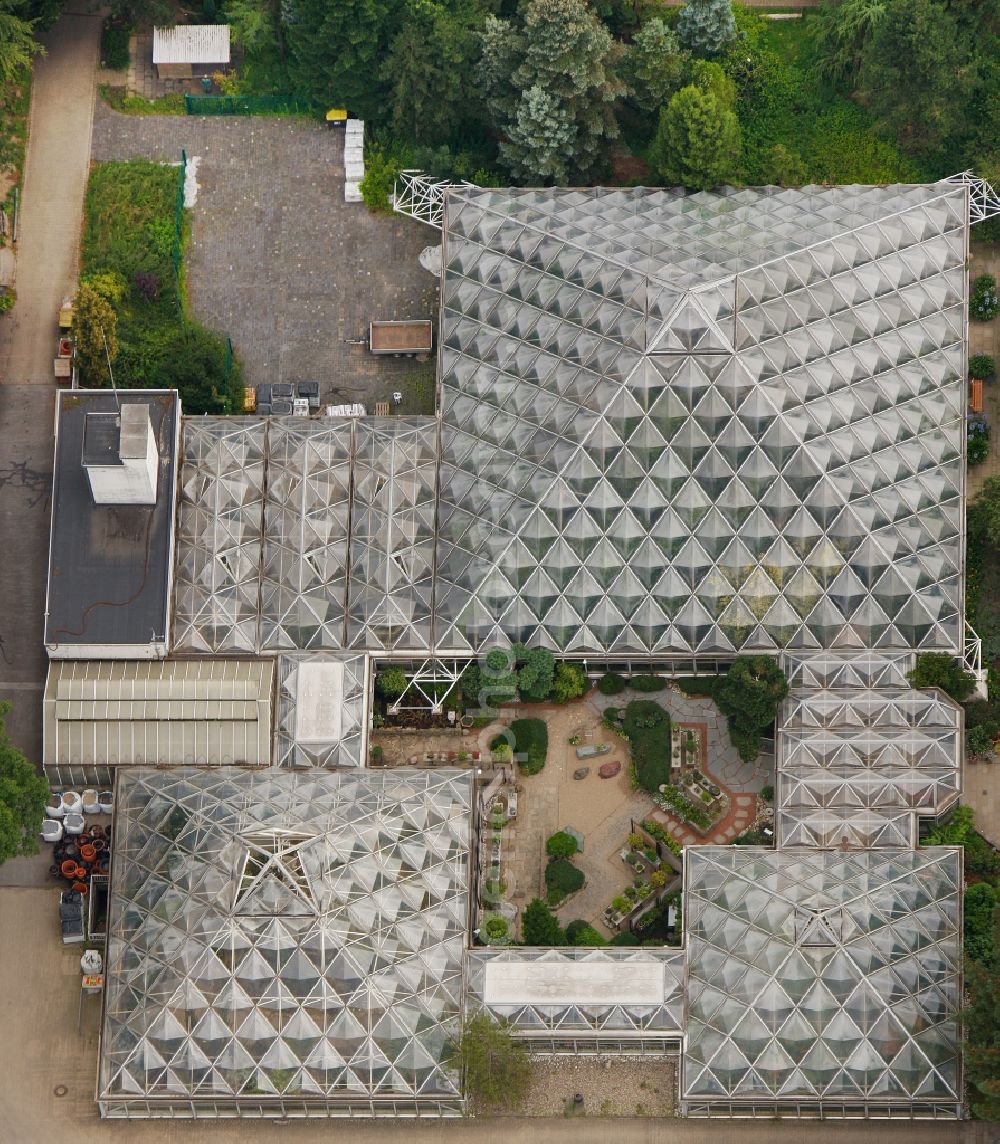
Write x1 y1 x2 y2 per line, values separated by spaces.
546 830 578 858
509 717 548 775
630 673 666 692
673 675 718 697
545 857 584 895
622 700 671 794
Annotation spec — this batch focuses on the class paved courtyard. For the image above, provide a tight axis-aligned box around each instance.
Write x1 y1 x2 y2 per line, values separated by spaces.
90 101 440 409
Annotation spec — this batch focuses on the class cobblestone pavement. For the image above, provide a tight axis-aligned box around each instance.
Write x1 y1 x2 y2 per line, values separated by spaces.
90 100 440 407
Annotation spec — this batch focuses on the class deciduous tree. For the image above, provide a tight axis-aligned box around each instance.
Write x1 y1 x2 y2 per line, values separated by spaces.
0 0 39 82
907 652 976 703
446 1015 532 1114
0 702 48 866
857 0 972 159
73 282 118 387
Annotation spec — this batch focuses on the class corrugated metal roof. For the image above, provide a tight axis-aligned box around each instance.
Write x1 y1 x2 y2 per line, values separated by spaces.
153 24 230 65
44 659 272 769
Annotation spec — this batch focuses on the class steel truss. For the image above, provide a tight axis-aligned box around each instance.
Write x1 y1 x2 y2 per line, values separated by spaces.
945 169 1000 223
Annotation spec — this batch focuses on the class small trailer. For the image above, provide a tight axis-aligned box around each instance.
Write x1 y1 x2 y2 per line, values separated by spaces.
368 319 433 356
54 335 73 382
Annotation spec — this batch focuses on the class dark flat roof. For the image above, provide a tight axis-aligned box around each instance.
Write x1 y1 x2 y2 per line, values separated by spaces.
45 391 178 649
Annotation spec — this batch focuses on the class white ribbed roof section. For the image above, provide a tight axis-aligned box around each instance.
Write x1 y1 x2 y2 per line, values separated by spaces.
347 418 439 652
152 24 230 64
98 767 472 1119
43 659 273 778
173 418 266 654
260 420 353 651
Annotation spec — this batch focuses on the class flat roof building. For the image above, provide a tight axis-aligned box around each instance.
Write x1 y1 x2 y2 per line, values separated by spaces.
45 390 179 660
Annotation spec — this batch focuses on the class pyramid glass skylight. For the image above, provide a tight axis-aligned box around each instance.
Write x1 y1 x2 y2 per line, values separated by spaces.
433 185 967 655
98 767 472 1118
682 847 962 1116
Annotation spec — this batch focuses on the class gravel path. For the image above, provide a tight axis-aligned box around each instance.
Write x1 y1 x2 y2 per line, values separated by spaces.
515 1056 676 1118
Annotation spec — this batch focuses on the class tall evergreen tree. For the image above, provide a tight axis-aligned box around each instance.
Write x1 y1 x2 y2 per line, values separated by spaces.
286 0 399 120
625 16 686 113
676 0 736 58
857 0 972 159
478 0 625 184
649 66 741 191
383 0 477 146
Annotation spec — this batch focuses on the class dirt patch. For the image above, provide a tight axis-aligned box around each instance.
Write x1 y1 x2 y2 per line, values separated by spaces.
515 1055 676 1117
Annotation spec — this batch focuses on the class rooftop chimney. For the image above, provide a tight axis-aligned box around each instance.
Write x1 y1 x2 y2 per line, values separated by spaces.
82 404 158 505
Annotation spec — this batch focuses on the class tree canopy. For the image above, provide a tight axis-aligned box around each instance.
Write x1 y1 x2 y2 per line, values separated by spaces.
857 0 971 159
73 281 118 387
521 896 565 944
446 1015 532 1115
649 63 742 190
713 655 788 762
0 0 41 84
907 652 976 703
478 0 624 184
676 0 736 58
0 702 48 866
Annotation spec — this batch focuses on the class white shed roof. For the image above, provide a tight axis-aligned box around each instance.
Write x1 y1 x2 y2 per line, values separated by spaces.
153 24 230 65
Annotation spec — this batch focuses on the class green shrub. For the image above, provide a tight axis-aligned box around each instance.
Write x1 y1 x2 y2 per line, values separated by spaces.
621 700 671 793
759 784 774 803
658 784 712 829
971 275 1000 322
970 420 991 466
551 662 588 702
565 919 608 946
970 353 996 381
630 673 666 692
908 652 976 703
598 671 627 695
545 857 584 897
609 931 641 946
0 289 14 314
375 667 408 698
965 882 997 967
714 656 788 762
545 830 578 858
101 18 131 71
483 916 509 941
509 717 548 775
359 148 401 214
673 676 717 697
967 724 995 757
641 819 683 856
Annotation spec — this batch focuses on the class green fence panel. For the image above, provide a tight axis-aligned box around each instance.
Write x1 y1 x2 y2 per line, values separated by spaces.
184 94 316 116
174 149 186 314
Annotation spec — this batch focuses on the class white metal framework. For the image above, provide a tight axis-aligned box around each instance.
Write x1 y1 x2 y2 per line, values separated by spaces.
392 170 471 229
387 659 464 713
944 170 1000 224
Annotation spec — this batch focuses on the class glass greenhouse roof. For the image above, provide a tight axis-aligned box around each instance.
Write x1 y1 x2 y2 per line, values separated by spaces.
682 847 962 1114
273 653 369 768
98 767 472 1116
776 652 961 849
173 418 440 655
433 185 967 655
466 948 685 1038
